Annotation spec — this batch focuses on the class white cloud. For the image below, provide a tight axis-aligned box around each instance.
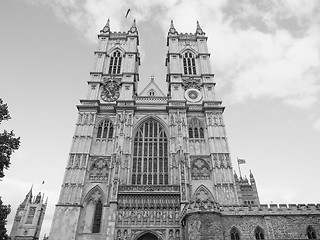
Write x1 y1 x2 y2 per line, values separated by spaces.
313 118 320 131
23 0 320 108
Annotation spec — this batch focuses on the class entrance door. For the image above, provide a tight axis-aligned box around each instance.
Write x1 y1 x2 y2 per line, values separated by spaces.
137 232 158 240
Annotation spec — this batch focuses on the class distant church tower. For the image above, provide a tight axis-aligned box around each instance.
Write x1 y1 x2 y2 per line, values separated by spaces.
10 188 47 240
48 20 260 240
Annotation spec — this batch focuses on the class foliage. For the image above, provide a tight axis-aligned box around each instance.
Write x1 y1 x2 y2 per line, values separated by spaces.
0 99 20 179
0 197 10 240
0 99 20 239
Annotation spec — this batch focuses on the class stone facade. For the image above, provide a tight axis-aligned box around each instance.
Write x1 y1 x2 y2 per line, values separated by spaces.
10 188 47 240
48 20 320 240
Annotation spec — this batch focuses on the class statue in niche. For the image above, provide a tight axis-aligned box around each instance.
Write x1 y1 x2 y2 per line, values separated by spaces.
123 230 129 240
117 230 122 240
169 230 174 240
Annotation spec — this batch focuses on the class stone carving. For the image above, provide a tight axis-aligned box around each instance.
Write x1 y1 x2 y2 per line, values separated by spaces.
191 159 211 180
101 77 121 102
89 158 109 181
182 78 201 90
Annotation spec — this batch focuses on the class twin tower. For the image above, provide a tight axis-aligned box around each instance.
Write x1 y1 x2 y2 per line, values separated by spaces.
47 20 260 240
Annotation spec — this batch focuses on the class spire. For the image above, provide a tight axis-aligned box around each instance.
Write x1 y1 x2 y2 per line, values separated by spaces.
100 19 110 34
168 20 178 35
196 20 205 35
128 19 138 34
234 170 239 181
249 170 255 183
22 186 33 204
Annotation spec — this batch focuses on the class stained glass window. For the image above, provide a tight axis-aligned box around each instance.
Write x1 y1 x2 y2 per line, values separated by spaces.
132 119 168 185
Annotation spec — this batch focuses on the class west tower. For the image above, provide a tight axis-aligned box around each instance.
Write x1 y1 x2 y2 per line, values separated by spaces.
49 20 251 240
10 188 47 240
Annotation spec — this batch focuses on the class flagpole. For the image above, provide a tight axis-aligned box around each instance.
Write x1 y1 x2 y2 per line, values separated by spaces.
237 158 242 177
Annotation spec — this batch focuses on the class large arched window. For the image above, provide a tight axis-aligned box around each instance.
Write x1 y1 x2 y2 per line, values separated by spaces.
108 50 122 74
255 227 265 240
183 51 197 75
230 227 240 240
132 119 168 185
188 118 204 139
307 226 317 239
97 119 113 139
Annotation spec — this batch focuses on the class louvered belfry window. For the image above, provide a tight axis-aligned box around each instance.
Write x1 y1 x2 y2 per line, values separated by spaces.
183 52 197 75
108 50 122 74
132 119 169 185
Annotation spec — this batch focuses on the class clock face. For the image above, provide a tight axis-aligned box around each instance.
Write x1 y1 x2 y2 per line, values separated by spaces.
185 88 202 103
101 89 120 102
100 78 120 102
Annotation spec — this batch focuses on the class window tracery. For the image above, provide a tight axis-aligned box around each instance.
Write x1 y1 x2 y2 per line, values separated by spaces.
89 159 109 181
132 119 169 185
230 227 240 240
191 159 210 180
97 119 114 140
307 226 317 239
255 227 265 239
183 51 197 75
188 118 205 139
108 50 122 74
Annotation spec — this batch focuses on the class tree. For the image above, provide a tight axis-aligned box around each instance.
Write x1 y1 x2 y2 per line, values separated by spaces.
0 99 20 239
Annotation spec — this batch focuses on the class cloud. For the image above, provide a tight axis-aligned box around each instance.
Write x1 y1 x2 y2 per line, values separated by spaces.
23 0 320 109
313 118 320 131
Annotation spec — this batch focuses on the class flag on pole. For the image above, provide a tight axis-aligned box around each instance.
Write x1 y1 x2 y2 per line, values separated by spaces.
125 9 131 18
237 158 246 164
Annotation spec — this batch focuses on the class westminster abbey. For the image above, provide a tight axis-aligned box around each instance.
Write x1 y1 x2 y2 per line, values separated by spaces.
47 20 320 240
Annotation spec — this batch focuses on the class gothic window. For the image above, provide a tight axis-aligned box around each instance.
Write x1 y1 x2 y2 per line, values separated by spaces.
230 227 240 240
188 118 205 139
255 227 265 239
89 159 109 181
25 207 36 224
108 50 122 74
148 89 156 96
132 119 168 185
307 226 317 239
92 200 102 233
183 51 197 75
97 119 113 140
191 159 211 180
82 189 103 233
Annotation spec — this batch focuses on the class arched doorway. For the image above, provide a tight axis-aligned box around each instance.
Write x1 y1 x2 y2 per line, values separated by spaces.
137 232 159 240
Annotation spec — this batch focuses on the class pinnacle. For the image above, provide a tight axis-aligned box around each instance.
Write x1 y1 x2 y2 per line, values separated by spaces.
196 20 205 35
168 20 178 35
100 19 110 33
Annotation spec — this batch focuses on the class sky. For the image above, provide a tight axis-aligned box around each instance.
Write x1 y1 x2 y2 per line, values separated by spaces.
0 0 320 238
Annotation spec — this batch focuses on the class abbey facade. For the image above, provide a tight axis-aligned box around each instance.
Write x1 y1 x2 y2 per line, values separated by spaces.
48 20 320 240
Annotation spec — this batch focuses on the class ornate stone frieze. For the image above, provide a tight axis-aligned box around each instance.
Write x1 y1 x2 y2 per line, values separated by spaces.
191 158 211 180
118 185 180 193
182 78 201 90
68 154 88 169
212 153 231 168
88 157 111 181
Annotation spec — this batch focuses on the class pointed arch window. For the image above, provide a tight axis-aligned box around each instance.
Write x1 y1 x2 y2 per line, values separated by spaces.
148 89 156 96
97 119 113 140
255 227 265 240
92 200 102 233
108 50 122 74
132 119 169 185
183 52 197 75
307 226 317 239
188 118 205 139
230 227 240 240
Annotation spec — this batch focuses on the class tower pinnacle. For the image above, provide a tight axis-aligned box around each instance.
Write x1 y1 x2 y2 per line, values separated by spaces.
196 20 205 35
100 19 110 34
128 19 138 34
168 20 178 35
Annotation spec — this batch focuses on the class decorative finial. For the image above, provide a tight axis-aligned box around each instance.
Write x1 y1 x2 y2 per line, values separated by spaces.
100 19 110 33
196 20 205 35
151 75 154 81
128 19 138 34
168 20 178 35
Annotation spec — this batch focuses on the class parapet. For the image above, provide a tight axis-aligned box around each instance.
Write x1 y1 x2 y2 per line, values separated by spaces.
220 203 320 216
